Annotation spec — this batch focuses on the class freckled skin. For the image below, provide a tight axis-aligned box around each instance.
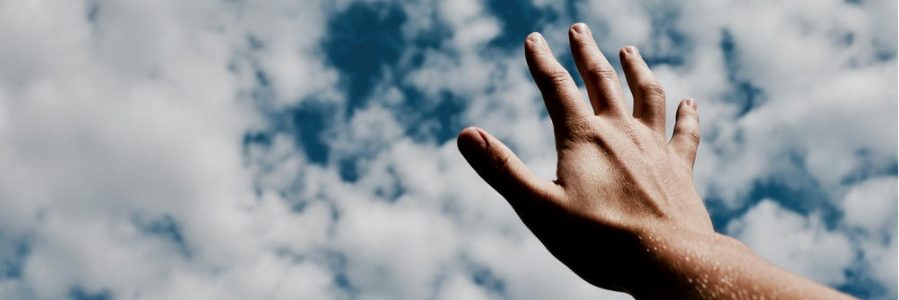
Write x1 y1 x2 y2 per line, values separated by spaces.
457 23 855 299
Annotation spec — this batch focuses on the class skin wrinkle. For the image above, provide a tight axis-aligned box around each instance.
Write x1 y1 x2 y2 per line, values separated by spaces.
568 24 624 116
457 24 856 300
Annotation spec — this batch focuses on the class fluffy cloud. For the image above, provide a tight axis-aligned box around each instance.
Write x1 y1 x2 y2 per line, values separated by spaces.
728 175 898 299
0 0 338 299
727 200 854 285
0 0 893 299
840 177 898 299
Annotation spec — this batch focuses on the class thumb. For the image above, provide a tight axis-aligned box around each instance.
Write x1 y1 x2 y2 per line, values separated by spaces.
457 127 560 204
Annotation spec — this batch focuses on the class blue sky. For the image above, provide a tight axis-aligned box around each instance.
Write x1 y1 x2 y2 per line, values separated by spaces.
0 0 895 299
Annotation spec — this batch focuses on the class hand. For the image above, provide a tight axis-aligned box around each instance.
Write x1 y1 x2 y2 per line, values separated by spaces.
458 23 854 299
458 21 709 293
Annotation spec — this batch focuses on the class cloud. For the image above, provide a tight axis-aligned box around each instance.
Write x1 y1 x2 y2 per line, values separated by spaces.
0 0 893 299
841 176 898 233
727 199 854 286
0 0 339 298
727 175 898 299
840 176 898 298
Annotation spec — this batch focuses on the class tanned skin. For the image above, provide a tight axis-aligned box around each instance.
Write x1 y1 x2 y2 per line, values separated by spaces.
457 23 855 300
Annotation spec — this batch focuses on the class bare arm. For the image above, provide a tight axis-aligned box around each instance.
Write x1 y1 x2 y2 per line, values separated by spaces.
457 23 854 299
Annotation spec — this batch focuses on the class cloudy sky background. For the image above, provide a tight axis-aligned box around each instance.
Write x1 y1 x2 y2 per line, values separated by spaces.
0 0 896 299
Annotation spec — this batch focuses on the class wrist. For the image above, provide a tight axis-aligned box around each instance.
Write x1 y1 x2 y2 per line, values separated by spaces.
626 225 853 300
625 225 752 298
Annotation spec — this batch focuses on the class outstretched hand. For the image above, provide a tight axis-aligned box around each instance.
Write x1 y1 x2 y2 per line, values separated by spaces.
458 23 854 299
458 21 710 294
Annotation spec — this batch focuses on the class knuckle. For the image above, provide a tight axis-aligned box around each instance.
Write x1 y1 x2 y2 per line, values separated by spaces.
680 130 701 145
641 82 666 100
690 131 701 144
493 151 514 172
673 120 701 145
586 62 617 81
545 68 571 85
562 114 596 142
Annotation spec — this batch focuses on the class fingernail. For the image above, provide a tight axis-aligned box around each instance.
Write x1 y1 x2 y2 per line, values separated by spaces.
571 23 588 34
474 128 490 148
623 45 637 55
527 32 544 45
459 127 487 151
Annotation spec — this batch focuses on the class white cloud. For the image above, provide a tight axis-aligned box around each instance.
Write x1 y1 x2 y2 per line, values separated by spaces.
841 177 898 299
433 272 493 300
0 0 893 299
576 1 652 51
729 176 898 299
0 0 341 298
841 176 898 233
727 200 854 286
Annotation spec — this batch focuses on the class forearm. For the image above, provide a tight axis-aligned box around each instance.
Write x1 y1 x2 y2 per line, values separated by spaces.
461 24 853 300
628 227 855 300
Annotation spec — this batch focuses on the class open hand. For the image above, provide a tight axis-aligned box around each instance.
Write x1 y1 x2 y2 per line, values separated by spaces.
458 22 710 293
457 23 855 300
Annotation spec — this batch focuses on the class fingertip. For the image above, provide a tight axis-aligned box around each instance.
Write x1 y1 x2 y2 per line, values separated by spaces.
620 45 637 57
457 126 487 153
568 23 595 48
679 98 698 112
458 126 481 138
570 22 588 34
526 32 544 46
524 32 546 56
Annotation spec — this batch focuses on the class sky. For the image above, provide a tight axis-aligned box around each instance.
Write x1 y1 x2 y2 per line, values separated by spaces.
0 0 895 299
